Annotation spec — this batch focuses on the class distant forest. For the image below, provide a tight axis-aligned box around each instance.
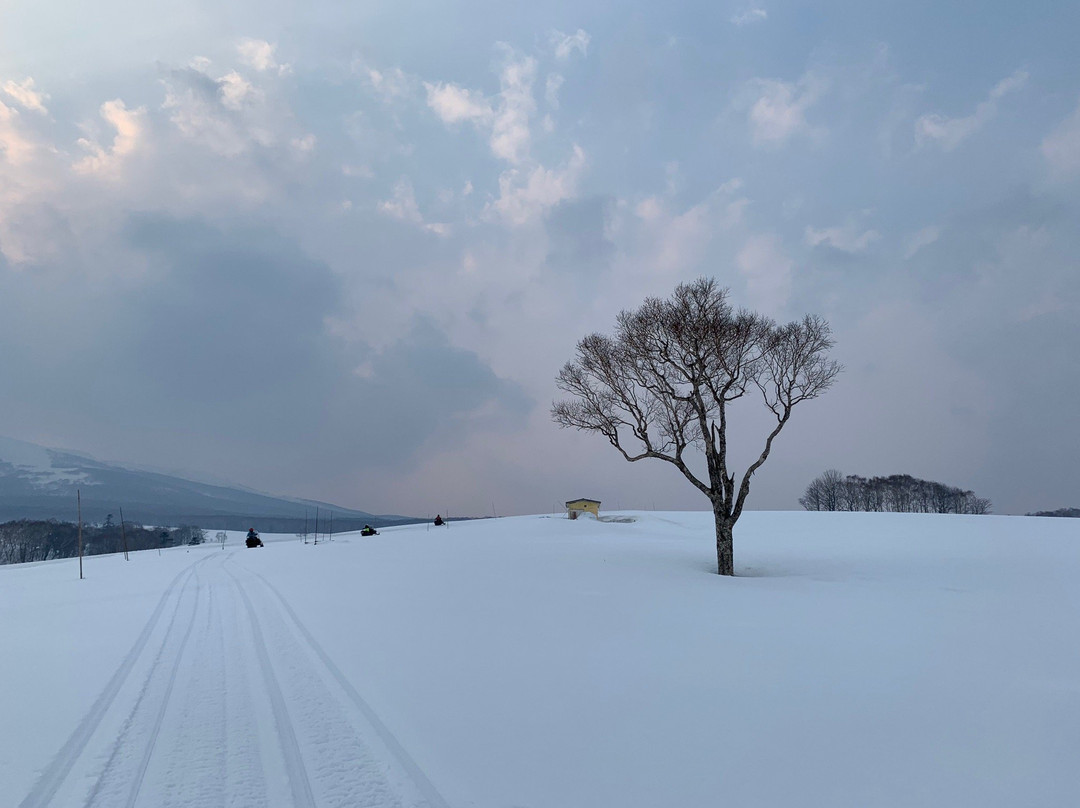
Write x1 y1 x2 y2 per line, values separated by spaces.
0 519 206 565
1026 507 1080 518
800 470 991 514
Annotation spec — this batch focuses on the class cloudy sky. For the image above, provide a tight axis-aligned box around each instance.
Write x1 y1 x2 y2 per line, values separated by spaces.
1 1 1078 517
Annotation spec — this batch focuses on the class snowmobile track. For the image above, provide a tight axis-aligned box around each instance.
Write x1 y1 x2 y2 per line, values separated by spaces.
222 563 318 808
18 551 444 808
238 565 452 808
84 563 204 808
18 556 211 808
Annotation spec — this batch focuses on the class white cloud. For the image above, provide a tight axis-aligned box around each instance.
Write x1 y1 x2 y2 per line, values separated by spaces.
805 222 880 253
545 73 564 109
1041 97 1080 176
490 52 537 165
2 78 48 114
342 163 374 179
0 100 37 165
236 38 289 74
915 69 1028 150
424 48 543 166
161 65 282 156
552 29 590 60
731 8 768 26
74 99 145 176
424 81 493 125
378 177 422 221
366 66 413 102
745 74 825 147
378 177 451 235
291 133 316 155
622 182 748 279
656 203 712 273
489 144 586 225
903 225 942 259
664 161 680 196
164 82 248 156
988 70 1028 100
634 196 663 221
218 71 257 111
718 177 744 195
737 233 793 313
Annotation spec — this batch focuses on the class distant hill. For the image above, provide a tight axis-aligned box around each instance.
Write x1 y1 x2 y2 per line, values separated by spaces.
0 436 418 531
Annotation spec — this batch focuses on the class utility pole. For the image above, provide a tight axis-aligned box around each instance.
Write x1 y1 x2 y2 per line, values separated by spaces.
119 506 130 561
77 489 84 580
328 511 333 541
313 507 319 546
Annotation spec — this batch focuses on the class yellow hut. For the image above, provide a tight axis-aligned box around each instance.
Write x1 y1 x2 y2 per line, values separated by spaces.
565 498 601 520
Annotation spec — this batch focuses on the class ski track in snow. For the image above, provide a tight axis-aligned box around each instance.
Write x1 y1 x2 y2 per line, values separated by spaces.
17 551 446 808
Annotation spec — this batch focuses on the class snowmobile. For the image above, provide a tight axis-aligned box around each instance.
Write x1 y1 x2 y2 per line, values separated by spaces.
360 525 378 537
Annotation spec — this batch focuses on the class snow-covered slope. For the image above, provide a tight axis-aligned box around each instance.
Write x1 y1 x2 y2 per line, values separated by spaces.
0 435 406 529
4 512 1078 807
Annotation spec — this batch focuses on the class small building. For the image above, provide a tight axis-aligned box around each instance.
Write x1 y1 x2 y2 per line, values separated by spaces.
565 498 601 520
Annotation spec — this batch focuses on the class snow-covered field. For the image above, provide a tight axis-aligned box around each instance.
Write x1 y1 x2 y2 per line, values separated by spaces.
3 511 1079 807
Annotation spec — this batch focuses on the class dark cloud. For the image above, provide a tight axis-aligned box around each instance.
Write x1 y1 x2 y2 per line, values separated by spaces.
0 216 531 497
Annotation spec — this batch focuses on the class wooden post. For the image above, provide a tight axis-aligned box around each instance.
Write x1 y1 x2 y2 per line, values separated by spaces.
77 489 84 580
303 509 308 544
313 507 319 546
119 506 129 561
328 511 333 542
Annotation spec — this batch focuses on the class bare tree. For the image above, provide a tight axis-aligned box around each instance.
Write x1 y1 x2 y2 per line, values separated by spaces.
798 475 827 512
553 278 841 575
799 468 846 511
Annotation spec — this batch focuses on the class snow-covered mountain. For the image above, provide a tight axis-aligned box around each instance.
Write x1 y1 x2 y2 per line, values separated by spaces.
0 435 411 529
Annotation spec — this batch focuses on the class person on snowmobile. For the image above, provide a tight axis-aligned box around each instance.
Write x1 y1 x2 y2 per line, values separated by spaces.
245 527 263 548
360 524 377 537
433 514 444 526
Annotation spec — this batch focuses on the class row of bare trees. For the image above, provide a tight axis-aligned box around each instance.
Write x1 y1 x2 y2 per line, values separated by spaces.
799 470 991 514
0 520 206 565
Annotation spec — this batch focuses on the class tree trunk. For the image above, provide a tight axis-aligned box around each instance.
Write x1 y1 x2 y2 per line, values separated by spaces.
714 511 735 576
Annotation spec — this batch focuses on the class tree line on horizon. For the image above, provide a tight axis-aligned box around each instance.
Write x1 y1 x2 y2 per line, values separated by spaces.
0 519 206 565
1026 507 1080 518
799 470 991 514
